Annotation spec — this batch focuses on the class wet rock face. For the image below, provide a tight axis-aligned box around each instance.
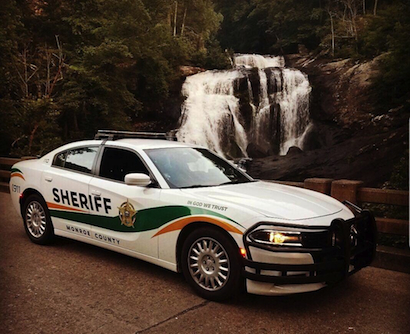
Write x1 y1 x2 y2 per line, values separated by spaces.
279 53 390 157
245 54 409 188
235 68 282 156
286 146 303 156
177 55 312 159
286 54 382 129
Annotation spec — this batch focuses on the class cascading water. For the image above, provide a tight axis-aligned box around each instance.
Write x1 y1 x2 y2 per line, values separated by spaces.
235 54 285 68
177 54 312 158
176 70 248 157
276 68 311 154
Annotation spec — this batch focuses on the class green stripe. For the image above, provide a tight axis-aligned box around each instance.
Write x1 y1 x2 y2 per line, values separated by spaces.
50 205 243 233
11 168 23 174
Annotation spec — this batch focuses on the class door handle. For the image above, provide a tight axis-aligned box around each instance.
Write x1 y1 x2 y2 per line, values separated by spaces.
44 175 53 182
91 190 101 197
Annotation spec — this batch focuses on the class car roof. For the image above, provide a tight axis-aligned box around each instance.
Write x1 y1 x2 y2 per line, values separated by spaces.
113 138 192 150
50 138 195 153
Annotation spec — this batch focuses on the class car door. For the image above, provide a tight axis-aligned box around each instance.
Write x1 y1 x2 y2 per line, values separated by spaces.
88 146 162 258
42 146 99 239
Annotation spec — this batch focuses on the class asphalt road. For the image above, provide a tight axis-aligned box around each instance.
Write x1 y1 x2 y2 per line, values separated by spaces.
1 192 409 334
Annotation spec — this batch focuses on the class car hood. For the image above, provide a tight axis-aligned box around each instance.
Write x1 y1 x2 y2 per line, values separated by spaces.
181 181 350 221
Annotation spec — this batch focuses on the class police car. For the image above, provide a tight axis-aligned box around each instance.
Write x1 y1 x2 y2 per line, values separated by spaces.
9 130 377 301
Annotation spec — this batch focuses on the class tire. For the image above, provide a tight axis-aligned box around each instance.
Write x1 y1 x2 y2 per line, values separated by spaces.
23 194 54 245
181 227 241 301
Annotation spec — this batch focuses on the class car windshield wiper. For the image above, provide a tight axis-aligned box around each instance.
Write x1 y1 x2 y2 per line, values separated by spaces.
179 184 216 189
218 179 256 186
218 180 243 186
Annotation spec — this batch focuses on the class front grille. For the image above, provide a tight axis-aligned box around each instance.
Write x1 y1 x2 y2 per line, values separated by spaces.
301 231 331 248
242 210 377 284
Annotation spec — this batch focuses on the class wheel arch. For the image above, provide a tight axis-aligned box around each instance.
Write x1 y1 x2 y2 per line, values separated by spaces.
20 188 46 216
175 221 241 273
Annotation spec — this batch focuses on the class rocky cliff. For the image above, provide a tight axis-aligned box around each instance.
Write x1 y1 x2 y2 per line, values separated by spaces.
248 54 409 188
136 55 408 188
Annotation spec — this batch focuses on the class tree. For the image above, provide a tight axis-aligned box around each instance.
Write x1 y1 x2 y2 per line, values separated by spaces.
214 0 326 54
368 0 410 112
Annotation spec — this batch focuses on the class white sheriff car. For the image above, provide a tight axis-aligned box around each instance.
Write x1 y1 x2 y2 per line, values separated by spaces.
10 130 377 301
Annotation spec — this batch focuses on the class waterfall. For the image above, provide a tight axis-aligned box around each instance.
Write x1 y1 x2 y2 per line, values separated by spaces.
277 69 311 154
235 54 285 69
177 54 311 158
176 70 248 157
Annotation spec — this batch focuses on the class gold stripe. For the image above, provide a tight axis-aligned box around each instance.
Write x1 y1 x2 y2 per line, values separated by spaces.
47 202 87 213
10 173 25 180
152 215 243 238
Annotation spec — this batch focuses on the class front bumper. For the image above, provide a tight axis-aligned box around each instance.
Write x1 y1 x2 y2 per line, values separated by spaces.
242 210 377 294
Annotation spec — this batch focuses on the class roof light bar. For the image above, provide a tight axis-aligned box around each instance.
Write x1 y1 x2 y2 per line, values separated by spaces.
94 130 177 141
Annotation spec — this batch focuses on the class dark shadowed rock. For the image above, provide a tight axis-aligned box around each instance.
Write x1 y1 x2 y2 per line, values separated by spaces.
247 142 269 158
286 146 303 156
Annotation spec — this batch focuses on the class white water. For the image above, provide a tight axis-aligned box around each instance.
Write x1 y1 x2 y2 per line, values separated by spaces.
176 70 248 157
235 54 285 69
277 68 311 154
177 54 311 157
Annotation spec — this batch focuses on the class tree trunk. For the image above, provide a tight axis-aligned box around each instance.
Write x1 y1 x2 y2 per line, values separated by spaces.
173 1 178 36
181 6 187 36
49 35 64 96
363 0 366 14
329 12 335 57
74 110 79 132
46 44 51 98
373 0 378 15
28 123 39 155
23 49 29 98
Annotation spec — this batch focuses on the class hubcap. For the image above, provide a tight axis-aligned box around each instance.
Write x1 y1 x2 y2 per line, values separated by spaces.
26 201 47 238
188 237 230 291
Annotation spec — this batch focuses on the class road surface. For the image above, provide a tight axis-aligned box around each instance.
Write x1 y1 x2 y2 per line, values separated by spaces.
1 192 409 333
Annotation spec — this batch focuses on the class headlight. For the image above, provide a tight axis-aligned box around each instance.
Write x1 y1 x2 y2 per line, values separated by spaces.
248 229 303 247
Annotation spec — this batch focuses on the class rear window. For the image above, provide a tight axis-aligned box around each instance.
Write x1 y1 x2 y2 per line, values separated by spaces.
53 147 98 174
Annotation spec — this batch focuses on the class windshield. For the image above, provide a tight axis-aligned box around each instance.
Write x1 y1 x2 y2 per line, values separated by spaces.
145 147 253 189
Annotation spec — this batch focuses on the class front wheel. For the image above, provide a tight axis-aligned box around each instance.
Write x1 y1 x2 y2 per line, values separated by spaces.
23 194 54 245
181 227 241 301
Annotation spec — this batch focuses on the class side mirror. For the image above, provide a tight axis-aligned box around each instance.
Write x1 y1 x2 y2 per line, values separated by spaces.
124 173 152 187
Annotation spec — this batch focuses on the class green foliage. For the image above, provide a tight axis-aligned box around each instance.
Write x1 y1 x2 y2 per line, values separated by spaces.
389 154 409 191
215 0 324 54
1 98 63 156
0 0 21 98
191 36 231 69
0 0 408 156
0 0 227 155
367 1 410 112
215 0 409 115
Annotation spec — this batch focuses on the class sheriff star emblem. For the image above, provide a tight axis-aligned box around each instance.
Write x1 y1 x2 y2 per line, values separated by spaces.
118 200 137 227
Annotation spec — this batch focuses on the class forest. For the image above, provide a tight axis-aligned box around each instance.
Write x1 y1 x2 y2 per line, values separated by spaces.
0 0 409 156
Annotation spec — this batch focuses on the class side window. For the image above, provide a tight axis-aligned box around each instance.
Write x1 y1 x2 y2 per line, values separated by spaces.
53 151 67 167
53 147 98 174
99 147 149 182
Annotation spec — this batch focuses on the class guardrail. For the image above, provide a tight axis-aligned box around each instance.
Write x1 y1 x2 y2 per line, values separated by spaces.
0 157 21 193
271 178 409 236
1 157 408 236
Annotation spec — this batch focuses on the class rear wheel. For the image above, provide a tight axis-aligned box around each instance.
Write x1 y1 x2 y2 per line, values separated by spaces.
181 227 241 301
23 194 54 244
